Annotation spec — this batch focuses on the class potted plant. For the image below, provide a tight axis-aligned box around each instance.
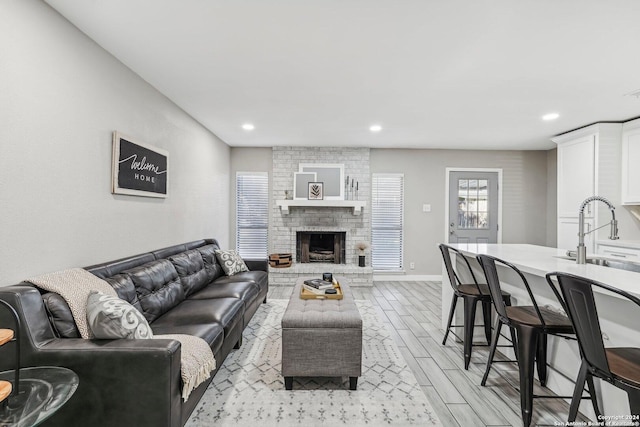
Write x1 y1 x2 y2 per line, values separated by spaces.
356 242 369 267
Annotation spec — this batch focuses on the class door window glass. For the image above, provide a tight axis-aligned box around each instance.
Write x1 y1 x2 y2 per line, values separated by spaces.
457 179 489 229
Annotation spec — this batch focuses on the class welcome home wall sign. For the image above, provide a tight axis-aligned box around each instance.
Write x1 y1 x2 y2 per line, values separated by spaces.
112 131 168 198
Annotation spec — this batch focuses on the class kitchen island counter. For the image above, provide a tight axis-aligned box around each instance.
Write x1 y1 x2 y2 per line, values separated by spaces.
441 243 640 418
448 243 640 298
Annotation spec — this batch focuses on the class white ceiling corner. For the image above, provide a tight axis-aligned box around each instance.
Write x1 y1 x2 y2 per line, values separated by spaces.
44 0 640 150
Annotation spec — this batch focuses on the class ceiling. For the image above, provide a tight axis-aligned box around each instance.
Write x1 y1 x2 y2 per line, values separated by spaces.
45 0 640 150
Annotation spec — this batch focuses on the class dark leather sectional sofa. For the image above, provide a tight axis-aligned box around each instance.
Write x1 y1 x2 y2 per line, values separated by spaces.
0 239 268 427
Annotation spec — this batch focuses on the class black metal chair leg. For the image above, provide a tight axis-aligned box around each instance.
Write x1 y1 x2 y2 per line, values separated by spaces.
510 328 519 364
568 359 589 422
442 294 458 345
585 374 601 419
481 300 492 344
463 296 479 370
536 333 548 387
627 387 640 418
515 325 538 427
481 317 502 386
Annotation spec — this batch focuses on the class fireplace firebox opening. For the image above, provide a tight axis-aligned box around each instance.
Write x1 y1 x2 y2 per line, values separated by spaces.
296 231 346 264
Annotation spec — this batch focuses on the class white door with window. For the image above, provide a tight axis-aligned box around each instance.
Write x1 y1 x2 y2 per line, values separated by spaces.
448 171 500 244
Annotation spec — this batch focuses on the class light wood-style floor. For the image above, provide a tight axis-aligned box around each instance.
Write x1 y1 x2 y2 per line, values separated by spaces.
268 280 590 427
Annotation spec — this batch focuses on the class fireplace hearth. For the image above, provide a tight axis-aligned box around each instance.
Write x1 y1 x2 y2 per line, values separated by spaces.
296 231 346 264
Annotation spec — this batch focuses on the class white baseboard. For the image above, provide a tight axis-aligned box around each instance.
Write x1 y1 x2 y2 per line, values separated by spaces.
373 274 442 282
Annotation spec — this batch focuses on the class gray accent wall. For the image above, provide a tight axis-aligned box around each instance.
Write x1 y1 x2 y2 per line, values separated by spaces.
230 147 552 276
0 1 231 286
371 149 550 275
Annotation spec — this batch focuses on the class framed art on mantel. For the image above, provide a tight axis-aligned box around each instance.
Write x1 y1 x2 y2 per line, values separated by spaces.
112 132 168 198
294 172 316 200
298 164 344 200
308 182 324 200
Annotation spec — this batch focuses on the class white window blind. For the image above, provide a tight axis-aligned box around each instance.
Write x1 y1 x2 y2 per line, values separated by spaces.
372 173 404 271
236 172 268 259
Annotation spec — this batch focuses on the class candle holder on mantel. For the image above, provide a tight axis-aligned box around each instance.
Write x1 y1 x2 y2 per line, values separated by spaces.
344 178 359 200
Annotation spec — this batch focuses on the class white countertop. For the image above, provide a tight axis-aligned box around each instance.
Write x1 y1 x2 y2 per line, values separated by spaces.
450 243 640 297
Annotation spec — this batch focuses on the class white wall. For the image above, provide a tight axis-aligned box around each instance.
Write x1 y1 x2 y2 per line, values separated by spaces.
0 1 231 286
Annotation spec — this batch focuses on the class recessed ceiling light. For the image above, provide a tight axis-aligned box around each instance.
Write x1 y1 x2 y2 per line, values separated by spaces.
242 123 255 131
369 125 382 132
542 113 559 121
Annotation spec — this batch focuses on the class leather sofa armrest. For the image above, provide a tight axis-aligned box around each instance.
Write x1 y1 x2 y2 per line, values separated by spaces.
34 338 182 427
244 258 268 272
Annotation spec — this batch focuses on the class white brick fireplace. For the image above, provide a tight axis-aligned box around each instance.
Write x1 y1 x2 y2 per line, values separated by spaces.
269 147 374 286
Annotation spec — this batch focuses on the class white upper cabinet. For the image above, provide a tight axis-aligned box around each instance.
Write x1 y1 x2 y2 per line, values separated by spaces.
552 123 622 251
555 134 595 218
621 118 640 205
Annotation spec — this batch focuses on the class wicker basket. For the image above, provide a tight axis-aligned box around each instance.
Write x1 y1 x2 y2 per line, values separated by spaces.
269 253 292 268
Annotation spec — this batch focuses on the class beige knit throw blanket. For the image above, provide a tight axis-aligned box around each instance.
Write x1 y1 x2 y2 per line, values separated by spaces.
28 268 215 401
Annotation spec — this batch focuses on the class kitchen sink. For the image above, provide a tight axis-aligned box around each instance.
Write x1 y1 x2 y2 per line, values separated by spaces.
555 255 640 273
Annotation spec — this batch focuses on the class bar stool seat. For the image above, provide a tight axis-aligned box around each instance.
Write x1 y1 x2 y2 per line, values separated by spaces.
505 306 573 330
607 348 640 385
457 283 491 296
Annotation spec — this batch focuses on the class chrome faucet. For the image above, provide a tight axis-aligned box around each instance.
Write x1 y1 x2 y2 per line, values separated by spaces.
576 196 619 264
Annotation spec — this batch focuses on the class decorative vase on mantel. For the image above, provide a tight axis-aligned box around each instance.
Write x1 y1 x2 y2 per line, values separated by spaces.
356 242 369 268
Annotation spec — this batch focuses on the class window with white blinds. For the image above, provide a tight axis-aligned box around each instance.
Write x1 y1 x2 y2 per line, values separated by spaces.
236 172 268 259
371 173 404 271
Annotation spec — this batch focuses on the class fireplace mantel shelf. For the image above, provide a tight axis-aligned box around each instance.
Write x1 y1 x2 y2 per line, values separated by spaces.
275 200 366 215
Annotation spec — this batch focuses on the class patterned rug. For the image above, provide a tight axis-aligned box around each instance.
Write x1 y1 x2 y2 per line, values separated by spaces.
186 299 442 427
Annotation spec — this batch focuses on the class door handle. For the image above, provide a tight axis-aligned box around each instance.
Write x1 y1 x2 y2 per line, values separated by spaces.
449 222 454 235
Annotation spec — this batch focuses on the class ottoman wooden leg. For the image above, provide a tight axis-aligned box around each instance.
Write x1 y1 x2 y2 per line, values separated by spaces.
285 377 293 390
349 377 358 390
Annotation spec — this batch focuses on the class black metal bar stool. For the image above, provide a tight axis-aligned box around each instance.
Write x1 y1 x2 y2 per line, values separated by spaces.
477 254 598 427
440 244 511 369
547 272 640 423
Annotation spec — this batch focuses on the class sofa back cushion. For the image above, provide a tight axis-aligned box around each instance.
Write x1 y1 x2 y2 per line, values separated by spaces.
42 292 81 338
169 249 208 297
198 244 224 283
124 259 185 323
104 273 143 314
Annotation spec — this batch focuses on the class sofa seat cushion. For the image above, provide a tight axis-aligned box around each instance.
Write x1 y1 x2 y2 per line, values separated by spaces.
213 271 269 288
150 323 224 355
188 281 259 305
151 298 244 338
213 271 268 295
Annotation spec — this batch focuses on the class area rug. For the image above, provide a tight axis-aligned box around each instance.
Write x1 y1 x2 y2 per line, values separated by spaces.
186 299 442 426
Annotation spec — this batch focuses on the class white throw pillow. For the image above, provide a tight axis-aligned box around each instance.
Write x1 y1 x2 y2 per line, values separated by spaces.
214 249 249 276
86 291 153 339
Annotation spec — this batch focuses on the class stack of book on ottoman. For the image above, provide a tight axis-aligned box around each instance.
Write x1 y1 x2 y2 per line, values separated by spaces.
302 278 335 295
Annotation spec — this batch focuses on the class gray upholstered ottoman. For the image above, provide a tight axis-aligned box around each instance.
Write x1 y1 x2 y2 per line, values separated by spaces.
281 277 363 390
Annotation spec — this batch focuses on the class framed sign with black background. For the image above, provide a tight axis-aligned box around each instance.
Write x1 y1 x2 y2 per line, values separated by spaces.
112 132 168 198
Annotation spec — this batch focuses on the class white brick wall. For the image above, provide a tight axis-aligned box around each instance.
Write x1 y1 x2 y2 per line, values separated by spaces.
271 147 373 286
